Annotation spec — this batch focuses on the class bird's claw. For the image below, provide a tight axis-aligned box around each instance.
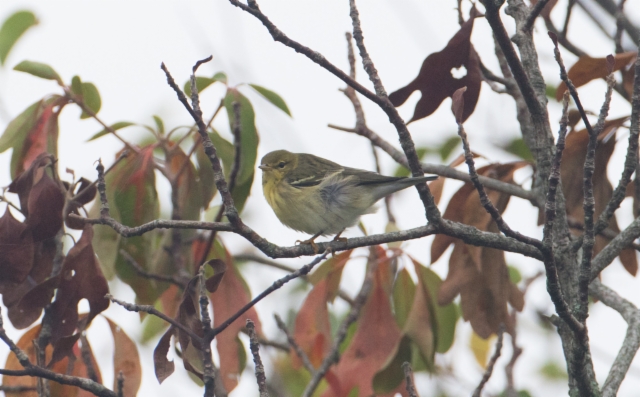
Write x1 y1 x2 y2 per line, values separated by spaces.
296 238 320 254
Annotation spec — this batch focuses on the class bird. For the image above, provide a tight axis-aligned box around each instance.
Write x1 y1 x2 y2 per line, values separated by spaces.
259 150 437 251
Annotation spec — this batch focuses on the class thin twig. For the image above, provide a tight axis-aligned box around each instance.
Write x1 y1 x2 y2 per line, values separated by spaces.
198 265 215 397
247 320 269 397
472 326 505 397
402 362 418 397
116 371 124 397
107 294 202 344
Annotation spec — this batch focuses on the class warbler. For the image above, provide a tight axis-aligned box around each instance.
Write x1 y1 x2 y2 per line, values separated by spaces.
259 150 437 247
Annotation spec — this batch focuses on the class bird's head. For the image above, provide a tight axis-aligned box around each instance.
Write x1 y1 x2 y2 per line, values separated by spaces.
259 150 298 184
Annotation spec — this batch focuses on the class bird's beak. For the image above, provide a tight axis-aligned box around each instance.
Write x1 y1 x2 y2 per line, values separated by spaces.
258 164 269 171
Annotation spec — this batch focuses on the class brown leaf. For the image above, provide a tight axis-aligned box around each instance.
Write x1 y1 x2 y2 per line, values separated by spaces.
204 259 226 293
49 225 109 342
25 172 65 242
8 153 53 217
389 10 481 123
106 318 142 397
65 177 98 230
7 276 58 329
307 250 352 302
556 52 637 101
154 327 176 383
622 60 636 100
561 117 637 275
432 163 527 337
0 207 34 283
320 252 406 397
451 87 467 123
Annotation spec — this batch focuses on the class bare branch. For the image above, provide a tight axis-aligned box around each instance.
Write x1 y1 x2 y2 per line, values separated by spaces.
472 326 505 397
402 362 418 397
247 320 269 397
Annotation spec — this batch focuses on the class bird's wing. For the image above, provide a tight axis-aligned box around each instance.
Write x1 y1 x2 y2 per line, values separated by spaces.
340 167 404 185
286 154 343 188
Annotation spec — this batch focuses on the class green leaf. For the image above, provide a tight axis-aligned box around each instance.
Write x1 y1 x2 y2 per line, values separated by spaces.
13 60 61 83
500 138 534 162
79 81 101 119
0 10 38 66
508 265 522 284
0 100 40 153
71 75 83 96
153 115 165 135
438 136 460 161
212 72 228 84
392 268 415 329
418 265 459 353
539 361 568 380
223 88 260 213
546 84 557 100
184 73 227 96
249 84 292 116
88 122 135 142
372 336 412 393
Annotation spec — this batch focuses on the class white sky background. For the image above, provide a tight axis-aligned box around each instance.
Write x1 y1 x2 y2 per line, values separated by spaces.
0 0 640 396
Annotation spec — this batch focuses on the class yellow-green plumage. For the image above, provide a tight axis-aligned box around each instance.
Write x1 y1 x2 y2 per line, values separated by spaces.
259 150 437 236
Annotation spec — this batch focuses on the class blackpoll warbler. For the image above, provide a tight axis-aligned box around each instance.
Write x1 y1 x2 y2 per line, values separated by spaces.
259 150 436 248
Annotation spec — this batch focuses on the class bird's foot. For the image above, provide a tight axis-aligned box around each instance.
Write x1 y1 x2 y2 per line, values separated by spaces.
332 230 347 243
296 231 323 254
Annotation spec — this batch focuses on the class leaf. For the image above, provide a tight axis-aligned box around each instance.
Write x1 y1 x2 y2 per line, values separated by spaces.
49 225 109 342
417 263 458 353
500 137 534 162
154 327 175 383
293 279 332 368
438 135 461 161
539 361 568 380
320 249 406 397
470 331 495 368
307 250 352 301
209 242 262 392
555 52 637 101
14 60 62 83
78 81 102 119
389 9 482 123
372 335 412 394
183 73 227 96
103 146 161 303
560 117 637 275
0 207 34 284
249 84 292 116
433 163 527 337
0 97 63 179
87 121 135 142
105 318 142 397
223 88 260 212
392 268 415 329
153 115 165 135
0 10 38 65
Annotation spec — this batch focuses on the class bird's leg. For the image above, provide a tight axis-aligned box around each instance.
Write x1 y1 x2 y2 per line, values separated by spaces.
332 229 347 243
296 231 323 254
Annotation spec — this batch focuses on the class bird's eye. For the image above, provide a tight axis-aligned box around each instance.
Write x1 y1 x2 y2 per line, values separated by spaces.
278 161 286 169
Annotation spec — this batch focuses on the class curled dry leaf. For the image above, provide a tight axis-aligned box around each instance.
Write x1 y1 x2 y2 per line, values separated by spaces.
49 225 110 342
431 162 528 338
389 9 481 123
64 177 98 230
555 52 637 101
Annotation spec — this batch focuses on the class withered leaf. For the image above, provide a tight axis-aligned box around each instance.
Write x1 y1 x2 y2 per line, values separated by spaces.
561 117 637 274
8 152 53 217
389 10 481 123
154 327 176 384
65 177 98 230
49 225 109 342
432 162 527 337
106 317 142 397
555 52 637 101
25 172 65 242
0 207 34 283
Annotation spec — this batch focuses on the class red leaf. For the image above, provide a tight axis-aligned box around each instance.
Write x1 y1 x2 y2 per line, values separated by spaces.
293 279 332 368
210 250 262 393
106 317 142 397
321 252 406 397
389 11 481 123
